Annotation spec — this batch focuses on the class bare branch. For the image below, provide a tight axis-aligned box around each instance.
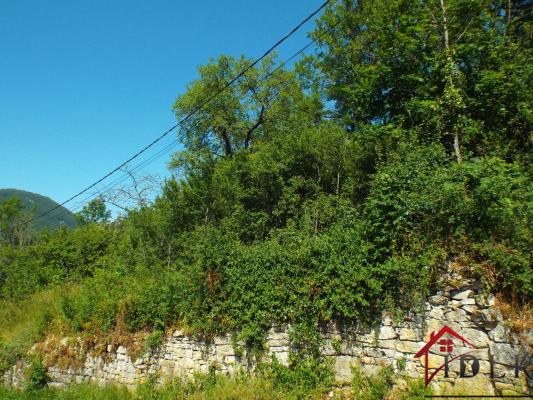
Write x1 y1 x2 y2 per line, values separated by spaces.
456 17 474 44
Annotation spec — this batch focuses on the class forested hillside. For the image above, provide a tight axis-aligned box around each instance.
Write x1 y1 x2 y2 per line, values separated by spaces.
0 0 531 397
0 189 76 232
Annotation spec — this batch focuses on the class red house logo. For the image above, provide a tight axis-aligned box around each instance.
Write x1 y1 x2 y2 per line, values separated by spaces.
415 325 478 387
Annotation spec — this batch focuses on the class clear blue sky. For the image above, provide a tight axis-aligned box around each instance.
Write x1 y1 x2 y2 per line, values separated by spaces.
0 0 323 210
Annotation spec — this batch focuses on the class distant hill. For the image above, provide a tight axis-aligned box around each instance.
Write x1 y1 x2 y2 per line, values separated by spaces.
0 189 77 230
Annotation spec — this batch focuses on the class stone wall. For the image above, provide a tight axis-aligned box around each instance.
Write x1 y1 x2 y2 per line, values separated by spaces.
3 279 532 396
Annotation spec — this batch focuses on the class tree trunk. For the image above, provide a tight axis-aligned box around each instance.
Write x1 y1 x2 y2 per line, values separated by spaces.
440 0 450 50
506 0 512 28
440 0 462 163
453 127 462 163
217 127 233 158
244 106 265 148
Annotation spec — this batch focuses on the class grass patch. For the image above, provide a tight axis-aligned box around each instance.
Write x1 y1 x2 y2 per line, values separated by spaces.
0 371 328 400
0 366 434 399
0 287 68 374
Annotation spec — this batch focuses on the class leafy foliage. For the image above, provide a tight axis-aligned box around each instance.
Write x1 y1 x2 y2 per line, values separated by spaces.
25 358 47 391
75 196 111 225
0 0 531 390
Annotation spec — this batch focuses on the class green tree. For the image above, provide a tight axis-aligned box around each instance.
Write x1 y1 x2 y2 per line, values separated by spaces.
75 197 111 225
311 0 533 163
172 54 315 158
0 197 33 247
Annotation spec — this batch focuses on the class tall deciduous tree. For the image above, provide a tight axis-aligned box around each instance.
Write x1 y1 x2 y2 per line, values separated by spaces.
172 54 310 158
311 0 532 162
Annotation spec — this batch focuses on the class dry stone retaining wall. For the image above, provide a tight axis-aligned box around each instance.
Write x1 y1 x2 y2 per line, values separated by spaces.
3 280 532 396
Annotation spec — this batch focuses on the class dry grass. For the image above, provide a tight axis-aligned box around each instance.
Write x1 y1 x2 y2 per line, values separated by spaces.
494 295 533 356
34 328 152 371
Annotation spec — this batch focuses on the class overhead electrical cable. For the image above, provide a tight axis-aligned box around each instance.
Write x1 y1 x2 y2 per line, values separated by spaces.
26 0 336 225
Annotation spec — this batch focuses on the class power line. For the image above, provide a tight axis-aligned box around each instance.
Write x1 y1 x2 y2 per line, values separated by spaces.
49 7 344 224
70 137 181 211
30 4 343 225
24 0 332 227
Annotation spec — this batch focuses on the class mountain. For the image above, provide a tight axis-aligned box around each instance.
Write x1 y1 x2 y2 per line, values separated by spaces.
0 189 77 230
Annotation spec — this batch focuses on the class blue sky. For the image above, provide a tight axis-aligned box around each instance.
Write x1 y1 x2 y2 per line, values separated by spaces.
0 0 323 211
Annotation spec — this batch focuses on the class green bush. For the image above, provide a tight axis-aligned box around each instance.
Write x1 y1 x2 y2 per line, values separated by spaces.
25 357 47 391
351 364 394 400
261 357 334 399
143 330 165 354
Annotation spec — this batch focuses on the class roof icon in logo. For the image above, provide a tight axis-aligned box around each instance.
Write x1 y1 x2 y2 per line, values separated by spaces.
415 325 478 387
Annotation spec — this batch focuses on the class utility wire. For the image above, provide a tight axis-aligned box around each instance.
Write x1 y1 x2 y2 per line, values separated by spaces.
32 2 342 224
24 0 331 226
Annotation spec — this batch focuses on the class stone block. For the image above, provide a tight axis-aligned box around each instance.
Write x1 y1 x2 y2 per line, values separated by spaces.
320 342 337 356
335 356 354 383
489 324 511 343
462 305 478 314
268 325 286 334
478 360 491 374
429 295 448 305
133 358 145 367
426 319 461 335
481 308 501 322
451 289 473 301
495 382 516 391
224 355 236 364
177 357 195 370
429 307 445 320
173 329 186 338
380 348 396 360
450 300 462 308
458 327 489 348
269 345 289 354
357 332 376 344
267 331 289 341
396 340 424 354
216 344 234 357
446 374 495 396
360 356 377 365
272 351 288 366
213 336 230 346
398 327 420 342
176 348 193 359
445 308 469 322
489 342 517 366
419 353 446 369
502 389 522 396
381 314 393 326
461 298 476 306
379 339 396 350
360 363 380 376
378 326 397 340
268 339 288 347
475 294 495 308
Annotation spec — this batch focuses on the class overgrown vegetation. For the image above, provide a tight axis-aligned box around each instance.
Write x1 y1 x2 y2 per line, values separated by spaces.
0 0 531 395
0 367 430 399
